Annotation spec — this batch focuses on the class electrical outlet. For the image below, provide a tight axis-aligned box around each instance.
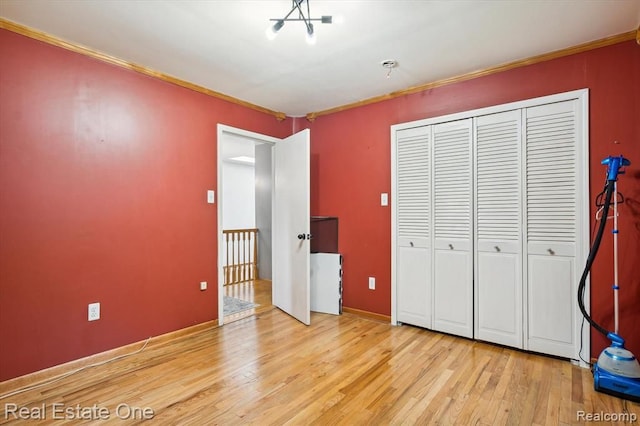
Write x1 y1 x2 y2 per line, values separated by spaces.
368 277 375 290
88 302 100 321
200 281 207 291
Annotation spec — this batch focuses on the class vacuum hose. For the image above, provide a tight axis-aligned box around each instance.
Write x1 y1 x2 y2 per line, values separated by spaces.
577 179 615 338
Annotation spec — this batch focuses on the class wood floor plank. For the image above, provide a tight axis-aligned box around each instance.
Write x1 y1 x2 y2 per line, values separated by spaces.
1 282 639 424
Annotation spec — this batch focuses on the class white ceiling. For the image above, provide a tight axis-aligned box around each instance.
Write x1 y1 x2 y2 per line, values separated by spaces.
1 0 639 117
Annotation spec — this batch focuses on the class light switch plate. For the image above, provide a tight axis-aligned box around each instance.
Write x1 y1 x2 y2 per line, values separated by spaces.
207 190 215 204
88 302 100 321
381 193 388 206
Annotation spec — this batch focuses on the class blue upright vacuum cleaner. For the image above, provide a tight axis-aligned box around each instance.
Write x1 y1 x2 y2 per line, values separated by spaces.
578 155 640 402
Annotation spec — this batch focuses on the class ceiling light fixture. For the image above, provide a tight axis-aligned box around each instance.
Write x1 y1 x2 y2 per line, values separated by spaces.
266 0 332 45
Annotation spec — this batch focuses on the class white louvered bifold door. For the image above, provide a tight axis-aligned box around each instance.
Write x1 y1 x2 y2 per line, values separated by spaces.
394 126 431 329
432 119 473 338
474 110 523 348
525 100 580 359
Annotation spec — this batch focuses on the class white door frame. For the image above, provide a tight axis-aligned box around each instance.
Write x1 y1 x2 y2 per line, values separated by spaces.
216 124 279 326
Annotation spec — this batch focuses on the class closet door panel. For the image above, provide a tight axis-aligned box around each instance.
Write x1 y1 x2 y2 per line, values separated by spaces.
525 101 577 248
432 119 473 338
477 251 520 344
397 245 431 328
474 110 523 348
525 99 579 359
394 126 431 328
433 249 473 337
527 254 575 358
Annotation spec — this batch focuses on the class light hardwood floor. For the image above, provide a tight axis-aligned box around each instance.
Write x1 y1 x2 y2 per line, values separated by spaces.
1 282 639 425
223 279 273 323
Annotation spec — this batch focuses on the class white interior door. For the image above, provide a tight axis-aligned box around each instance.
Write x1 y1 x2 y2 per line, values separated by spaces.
273 129 311 325
432 118 473 339
474 110 523 348
525 100 580 358
394 126 432 329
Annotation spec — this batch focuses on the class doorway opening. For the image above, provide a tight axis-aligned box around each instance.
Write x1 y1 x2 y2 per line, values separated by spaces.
217 125 312 326
217 125 277 325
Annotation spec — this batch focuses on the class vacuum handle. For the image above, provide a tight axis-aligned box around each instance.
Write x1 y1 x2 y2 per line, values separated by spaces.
602 155 631 181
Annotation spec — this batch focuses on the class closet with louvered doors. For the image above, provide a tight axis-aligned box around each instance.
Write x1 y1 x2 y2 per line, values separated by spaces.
393 126 432 329
391 90 588 361
474 110 523 349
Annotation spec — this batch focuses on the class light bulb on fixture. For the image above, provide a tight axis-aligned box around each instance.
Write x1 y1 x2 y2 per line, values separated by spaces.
306 23 316 45
266 20 284 41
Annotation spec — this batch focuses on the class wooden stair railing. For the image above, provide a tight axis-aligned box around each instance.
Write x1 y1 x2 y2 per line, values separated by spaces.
223 228 259 285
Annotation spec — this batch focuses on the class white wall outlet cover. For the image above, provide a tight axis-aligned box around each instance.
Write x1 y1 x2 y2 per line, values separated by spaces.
200 281 207 290
207 190 215 204
381 193 388 206
368 277 376 290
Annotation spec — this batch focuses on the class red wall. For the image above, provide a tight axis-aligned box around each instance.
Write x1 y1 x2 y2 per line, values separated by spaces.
0 29 291 381
304 40 640 359
1 28 638 382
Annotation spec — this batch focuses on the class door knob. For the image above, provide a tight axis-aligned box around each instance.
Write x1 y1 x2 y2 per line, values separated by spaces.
547 248 555 255
448 244 454 250
495 246 501 252
297 234 311 240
